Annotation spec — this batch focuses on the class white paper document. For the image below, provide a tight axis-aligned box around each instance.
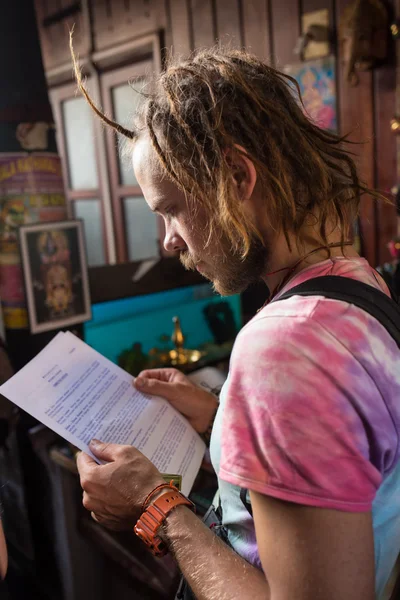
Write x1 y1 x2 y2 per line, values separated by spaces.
0 332 205 495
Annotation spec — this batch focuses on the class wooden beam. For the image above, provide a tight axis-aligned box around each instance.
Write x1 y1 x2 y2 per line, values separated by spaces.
242 0 272 62
374 64 397 265
270 0 300 67
215 0 242 48
168 0 192 56
336 0 377 266
190 0 216 48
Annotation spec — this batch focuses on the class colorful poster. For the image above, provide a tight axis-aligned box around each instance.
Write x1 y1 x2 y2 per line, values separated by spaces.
0 153 67 329
285 57 337 132
19 220 91 334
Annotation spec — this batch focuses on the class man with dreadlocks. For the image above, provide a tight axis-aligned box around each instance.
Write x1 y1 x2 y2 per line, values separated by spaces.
74 37 400 600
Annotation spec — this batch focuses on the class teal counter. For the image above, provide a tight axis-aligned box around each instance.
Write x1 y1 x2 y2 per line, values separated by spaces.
84 283 241 365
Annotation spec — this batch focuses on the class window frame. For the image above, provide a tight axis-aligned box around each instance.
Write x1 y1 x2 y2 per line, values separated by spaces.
48 32 167 267
101 61 165 263
50 82 111 265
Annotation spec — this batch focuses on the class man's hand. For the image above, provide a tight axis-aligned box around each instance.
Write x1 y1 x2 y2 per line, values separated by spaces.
77 440 165 530
134 368 218 433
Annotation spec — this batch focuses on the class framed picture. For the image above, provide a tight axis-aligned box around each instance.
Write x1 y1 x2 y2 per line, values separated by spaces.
19 219 92 334
284 56 338 133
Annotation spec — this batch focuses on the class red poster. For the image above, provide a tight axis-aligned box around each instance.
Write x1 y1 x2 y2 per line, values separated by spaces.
0 153 67 328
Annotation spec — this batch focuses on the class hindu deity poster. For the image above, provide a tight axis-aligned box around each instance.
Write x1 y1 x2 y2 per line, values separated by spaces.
19 220 91 334
285 56 337 132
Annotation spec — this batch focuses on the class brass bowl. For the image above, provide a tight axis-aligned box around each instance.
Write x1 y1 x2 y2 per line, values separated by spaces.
168 348 204 366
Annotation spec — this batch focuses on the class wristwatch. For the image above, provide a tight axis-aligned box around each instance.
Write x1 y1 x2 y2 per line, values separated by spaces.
134 489 195 556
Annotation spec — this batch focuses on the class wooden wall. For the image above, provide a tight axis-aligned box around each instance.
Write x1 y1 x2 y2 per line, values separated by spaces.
34 0 398 267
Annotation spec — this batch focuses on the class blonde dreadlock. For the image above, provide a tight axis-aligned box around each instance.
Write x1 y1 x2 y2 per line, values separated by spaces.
69 31 135 140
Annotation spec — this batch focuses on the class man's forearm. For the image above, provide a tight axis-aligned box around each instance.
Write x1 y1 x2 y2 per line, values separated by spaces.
163 506 269 600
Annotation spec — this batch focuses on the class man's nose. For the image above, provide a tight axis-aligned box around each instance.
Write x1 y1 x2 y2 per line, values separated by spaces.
163 226 186 253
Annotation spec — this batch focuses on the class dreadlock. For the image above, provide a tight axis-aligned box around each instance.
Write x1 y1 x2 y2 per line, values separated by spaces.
69 32 135 140
70 31 380 258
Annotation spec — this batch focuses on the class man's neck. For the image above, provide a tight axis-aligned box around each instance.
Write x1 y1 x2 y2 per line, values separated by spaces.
261 231 359 294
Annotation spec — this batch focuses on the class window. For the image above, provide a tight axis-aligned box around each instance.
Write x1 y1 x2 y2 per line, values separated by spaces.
123 196 159 262
111 80 143 187
49 42 164 267
62 96 99 190
74 199 106 266
50 82 108 266
102 62 161 263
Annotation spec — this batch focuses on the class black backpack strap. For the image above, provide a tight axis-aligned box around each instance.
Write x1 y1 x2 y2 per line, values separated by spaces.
273 275 400 349
240 487 253 517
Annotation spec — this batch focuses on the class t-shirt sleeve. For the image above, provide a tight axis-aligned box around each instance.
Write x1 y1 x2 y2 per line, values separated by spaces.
219 314 383 512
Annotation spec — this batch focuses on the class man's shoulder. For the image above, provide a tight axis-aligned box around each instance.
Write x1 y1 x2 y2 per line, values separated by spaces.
232 290 392 371
238 293 349 345
239 259 391 346
230 299 330 378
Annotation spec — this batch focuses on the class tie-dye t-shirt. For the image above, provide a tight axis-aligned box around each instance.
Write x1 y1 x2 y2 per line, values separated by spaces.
210 257 400 598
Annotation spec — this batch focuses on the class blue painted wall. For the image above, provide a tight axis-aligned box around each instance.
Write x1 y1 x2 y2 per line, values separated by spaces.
84 284 241 364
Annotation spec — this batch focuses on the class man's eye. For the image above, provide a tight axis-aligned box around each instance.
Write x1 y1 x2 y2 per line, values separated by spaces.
164 206 176 217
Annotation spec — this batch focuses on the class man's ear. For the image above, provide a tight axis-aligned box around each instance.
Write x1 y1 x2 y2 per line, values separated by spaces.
224 145 257 203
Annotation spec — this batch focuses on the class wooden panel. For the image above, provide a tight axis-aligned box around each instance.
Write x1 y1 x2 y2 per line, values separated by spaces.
91 0 110 44
34 0 52 69
92 0 168 51
242 0 271 61
301 0 333 22
88 258 205 304
374 63 397 265
215 0 242 47
270 0 300 67
110 0 130 32
34 0 88 71
169 0 193 56
336 0 376 265
58 0 73 67
46 0 65 68
190 0 216 48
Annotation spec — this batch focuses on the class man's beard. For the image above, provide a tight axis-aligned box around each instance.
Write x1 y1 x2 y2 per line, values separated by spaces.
180 233 269 296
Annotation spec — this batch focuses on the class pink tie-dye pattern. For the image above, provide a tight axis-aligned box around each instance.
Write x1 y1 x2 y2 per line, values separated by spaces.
219 257 400 511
